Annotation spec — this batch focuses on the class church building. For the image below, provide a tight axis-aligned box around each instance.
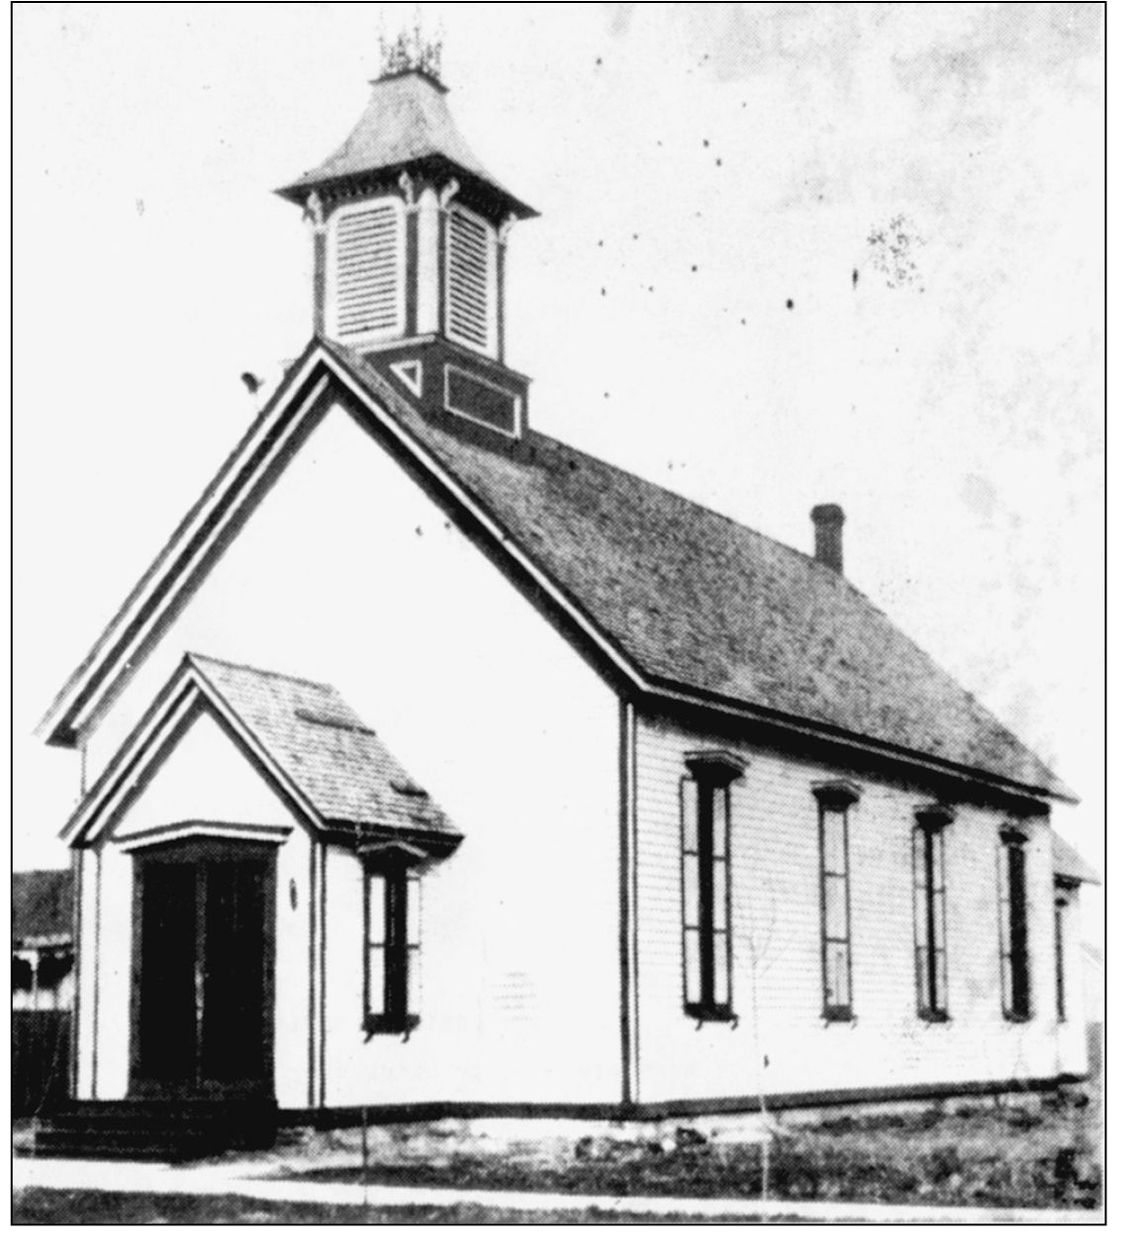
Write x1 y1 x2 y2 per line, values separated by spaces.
36 42 1093 1157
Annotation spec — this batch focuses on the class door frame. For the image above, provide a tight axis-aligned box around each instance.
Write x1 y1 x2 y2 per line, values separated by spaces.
128 835 277 1098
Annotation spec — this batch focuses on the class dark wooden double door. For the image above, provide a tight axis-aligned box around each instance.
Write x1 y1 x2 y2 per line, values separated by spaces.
132 841 274 1097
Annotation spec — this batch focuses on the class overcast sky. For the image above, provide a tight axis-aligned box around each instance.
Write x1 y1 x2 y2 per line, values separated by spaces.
13 3 1103 912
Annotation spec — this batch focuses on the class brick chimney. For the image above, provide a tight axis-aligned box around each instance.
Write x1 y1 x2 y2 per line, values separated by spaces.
811 504 845 573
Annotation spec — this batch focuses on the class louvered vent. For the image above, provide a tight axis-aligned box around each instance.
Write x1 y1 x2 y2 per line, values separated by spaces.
333 204 403 338
446 209 492 352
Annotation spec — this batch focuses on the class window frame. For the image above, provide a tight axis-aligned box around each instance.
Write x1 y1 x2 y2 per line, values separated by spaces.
912 807 952 1023
813 782 860 1023
326 196 408 344
363 862 421 1036
680 752 745 1024
997 827 1032 1023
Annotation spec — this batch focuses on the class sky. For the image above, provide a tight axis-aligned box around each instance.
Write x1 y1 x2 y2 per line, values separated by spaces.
12 1 1103 936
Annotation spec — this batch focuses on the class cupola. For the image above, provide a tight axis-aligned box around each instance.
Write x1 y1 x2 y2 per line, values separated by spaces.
277 30 536 442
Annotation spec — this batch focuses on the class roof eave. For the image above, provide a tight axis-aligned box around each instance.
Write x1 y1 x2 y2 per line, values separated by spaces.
275 156 539 222
640 675 1076 809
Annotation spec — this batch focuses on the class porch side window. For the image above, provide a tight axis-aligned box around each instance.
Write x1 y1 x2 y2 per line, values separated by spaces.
913 808 952 1021
681 752 745 1022
997 828 1031 1021
365 867 421 1034
814 783 859 1021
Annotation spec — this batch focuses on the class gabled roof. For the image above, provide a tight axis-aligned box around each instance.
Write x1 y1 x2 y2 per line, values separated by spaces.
41 338 1073 806
1052 832 1100 885
62 651 460 849
190 655 456 837
12 870 73 945
276 71 536 221
333 342 1073 803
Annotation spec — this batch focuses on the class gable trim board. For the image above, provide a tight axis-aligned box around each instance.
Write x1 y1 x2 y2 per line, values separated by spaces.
114 820 292 852
40 337 1071 809
62 658 317 846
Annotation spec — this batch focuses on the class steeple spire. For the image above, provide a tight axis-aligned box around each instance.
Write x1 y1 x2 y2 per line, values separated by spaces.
277 53 535 444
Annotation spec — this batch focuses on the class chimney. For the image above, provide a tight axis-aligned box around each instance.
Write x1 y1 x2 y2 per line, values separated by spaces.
811 504 845 573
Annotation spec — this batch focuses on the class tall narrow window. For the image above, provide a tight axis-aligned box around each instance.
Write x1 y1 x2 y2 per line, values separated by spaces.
681 752 745 1022
365 866 421 1034
913 808 951 1020
1054 885 1070 1023
814 783 860 1021
330 199 405 341
998 828 1031 1021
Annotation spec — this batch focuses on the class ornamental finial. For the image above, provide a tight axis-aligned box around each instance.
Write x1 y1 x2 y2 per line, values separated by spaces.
378 7 443 85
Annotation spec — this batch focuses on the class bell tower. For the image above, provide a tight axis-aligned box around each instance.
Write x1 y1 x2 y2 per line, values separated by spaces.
277 30 537 442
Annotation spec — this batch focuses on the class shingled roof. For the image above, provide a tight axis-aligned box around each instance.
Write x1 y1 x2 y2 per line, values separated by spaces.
1052 832 1100 885
276 70 536 220
13 870 73 946
330 341 1069 802
189 654 458 839
40 337 1072 807
62 650 461 850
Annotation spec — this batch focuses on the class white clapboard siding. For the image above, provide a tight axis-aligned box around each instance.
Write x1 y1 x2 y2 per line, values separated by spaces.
633 711 1077 1105
331 202 404 339
445 207 493 353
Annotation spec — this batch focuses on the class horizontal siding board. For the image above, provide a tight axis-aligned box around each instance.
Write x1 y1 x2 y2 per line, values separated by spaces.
633 710 1075 1104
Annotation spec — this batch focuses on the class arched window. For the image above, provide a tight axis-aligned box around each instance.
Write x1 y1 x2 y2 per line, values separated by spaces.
813 782 861 1021
998 827 1032 1021
365 864 422 1034
681 751 745 1022
913 806 952 1021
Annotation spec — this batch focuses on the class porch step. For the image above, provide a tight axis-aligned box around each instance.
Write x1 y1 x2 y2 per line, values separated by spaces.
33 1098 277 1162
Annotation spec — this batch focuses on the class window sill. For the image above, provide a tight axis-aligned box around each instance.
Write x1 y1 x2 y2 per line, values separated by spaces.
822 1007 854 1024
685 1003 735 1025
365 1014 420 1036
918 1009 951 1025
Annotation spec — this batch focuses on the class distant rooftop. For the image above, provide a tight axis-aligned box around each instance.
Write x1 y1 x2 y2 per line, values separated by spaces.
13 870 73 946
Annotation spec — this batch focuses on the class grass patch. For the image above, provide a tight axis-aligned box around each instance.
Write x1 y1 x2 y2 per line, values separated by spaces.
11 1188 779 1225
291 1092 1102 1211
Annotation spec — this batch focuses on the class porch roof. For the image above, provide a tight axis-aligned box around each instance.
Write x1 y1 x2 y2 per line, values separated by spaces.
189 654 459 840
62 653 461 851
1052 832 1100 886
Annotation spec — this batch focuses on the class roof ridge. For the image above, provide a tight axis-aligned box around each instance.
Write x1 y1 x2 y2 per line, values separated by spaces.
185 651 338 695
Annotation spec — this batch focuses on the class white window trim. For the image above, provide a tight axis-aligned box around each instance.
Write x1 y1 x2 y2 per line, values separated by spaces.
327 196 408 345
445 203 498 358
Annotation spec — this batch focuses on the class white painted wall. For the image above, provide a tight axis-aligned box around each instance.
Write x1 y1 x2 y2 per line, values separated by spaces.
1053 884 1089 1077
633 710 1080 1106
76 400 621 1107
110 712 298 840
